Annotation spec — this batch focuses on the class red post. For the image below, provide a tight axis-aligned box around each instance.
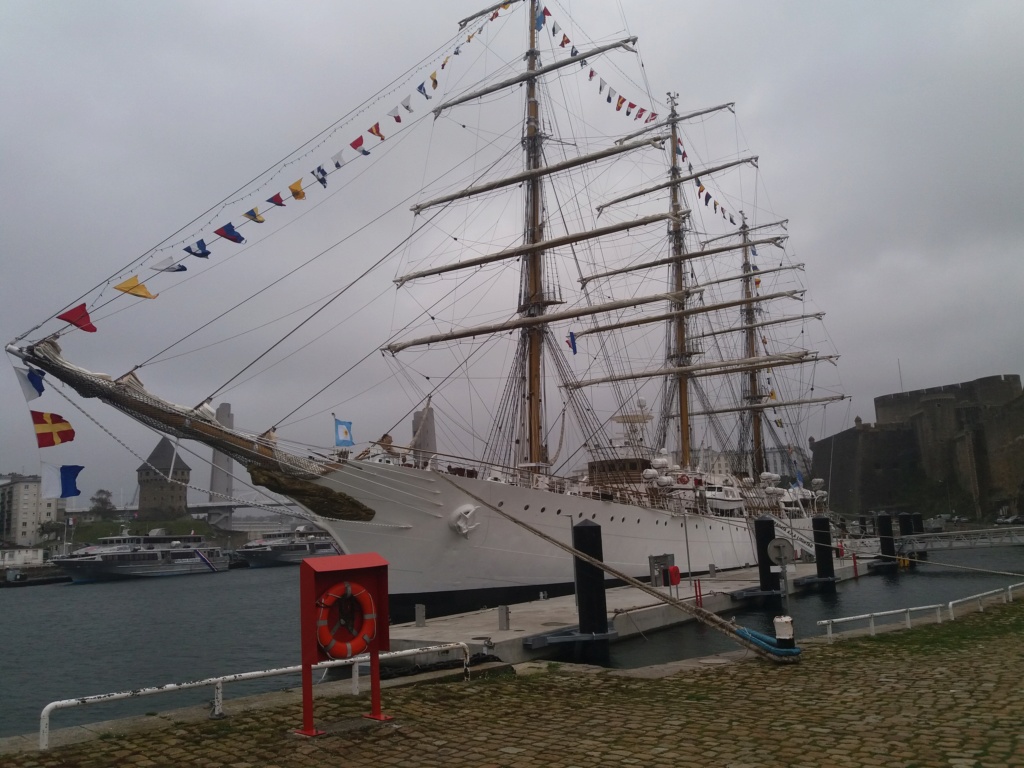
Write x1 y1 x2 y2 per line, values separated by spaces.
363 649 393 721
695 578 702 608
852 552 859 579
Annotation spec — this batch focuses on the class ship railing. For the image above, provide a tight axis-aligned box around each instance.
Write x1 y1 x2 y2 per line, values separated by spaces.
38 642 470 750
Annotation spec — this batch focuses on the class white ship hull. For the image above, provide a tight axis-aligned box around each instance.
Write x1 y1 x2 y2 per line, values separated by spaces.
297 460 758 617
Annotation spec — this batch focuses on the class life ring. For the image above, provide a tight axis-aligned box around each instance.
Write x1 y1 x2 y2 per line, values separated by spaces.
316 580 377 659
677 474 690 485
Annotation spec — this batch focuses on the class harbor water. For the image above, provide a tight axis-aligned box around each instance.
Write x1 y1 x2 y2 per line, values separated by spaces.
2 546 1023 739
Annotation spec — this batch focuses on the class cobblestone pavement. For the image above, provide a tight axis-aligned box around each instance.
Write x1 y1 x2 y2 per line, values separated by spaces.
3 601 1023 767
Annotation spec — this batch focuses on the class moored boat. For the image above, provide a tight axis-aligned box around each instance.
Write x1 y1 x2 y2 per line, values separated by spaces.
52 529 228 582
235 525 339 568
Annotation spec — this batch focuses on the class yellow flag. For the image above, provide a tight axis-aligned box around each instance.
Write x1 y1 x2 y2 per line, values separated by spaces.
243 207 265 223
289 179 305 200
114 276 158 299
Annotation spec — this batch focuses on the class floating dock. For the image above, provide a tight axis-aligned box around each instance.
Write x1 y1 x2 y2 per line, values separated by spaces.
387 559 859 665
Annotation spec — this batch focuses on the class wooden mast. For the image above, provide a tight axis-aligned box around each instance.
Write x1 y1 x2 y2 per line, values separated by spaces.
740 214 765 476
667 94 692 468
523 0 545 468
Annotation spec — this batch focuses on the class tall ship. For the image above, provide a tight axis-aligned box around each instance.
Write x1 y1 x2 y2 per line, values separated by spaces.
7 1 843 617
52 529 228 583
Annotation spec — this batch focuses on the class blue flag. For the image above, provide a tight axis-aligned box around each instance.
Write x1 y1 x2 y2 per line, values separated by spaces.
42 464 84 499
15 366 45 400
335 419 354 447
184 239 211 258
565 331 577 355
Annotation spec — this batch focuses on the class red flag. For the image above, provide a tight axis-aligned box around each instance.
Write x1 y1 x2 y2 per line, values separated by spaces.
57 303 97 333
645 112 658 123
616 96 626 111
266 192 286 207
559 34 570 48
368 123 385 141
31 411 76 447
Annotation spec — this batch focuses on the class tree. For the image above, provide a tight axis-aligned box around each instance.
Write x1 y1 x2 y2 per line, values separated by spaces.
89 489 118 518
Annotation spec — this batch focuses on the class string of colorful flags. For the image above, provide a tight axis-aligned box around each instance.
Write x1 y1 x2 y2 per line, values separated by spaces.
14 365 85 499
54 5 520 337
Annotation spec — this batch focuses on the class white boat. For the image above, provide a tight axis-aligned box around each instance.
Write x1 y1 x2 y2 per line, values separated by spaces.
52 529 228 583
235 525 339 568
7 1 845 617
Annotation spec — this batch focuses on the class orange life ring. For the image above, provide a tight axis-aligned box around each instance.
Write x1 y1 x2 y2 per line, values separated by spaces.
316 580 377 659
678 474 690 485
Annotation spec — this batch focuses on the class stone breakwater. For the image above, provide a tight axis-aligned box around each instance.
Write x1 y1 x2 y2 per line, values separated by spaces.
2 600 1023 767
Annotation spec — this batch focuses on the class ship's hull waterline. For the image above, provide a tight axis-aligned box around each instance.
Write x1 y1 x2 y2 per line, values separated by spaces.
296 460 758 617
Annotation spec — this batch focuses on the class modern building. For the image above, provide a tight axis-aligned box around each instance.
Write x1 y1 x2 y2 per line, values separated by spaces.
137 438 191 519
811 374 1024 518
0 473 67 547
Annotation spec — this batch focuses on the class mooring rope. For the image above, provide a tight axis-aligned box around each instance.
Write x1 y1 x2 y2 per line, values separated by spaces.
433 472 799 664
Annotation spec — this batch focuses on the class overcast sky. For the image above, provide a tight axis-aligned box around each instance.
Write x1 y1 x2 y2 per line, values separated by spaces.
2 0 1022 504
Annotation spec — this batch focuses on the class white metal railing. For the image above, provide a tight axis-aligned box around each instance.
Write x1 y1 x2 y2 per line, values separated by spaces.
817 580 1024 643
817 605 943 643
39 643 468 750
947 581 1024 620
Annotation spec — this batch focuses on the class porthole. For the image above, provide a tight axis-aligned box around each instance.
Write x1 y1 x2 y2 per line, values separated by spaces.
555 509 561 515
541 507 546 513
524 504 530 510
591 513 596 519
497 501 504 507
636 518 640 524
578 513 583 519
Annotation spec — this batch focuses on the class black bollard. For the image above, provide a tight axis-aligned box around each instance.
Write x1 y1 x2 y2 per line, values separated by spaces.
812 516 835 580
877 514 896 560
858 515 867 536
754 516 780 592
911 512 924 534
572 520 608 635
897 513 914 537
572 520 609 665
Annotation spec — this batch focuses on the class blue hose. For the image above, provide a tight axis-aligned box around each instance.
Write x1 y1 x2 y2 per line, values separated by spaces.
735 627 802 657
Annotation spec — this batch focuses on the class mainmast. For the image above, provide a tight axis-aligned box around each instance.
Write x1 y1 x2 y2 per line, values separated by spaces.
740 214 765 476
666 94 692 468
522 0 545 468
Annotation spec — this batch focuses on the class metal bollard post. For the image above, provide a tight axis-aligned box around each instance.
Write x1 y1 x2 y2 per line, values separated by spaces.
415 604 426 627
498 605 510 631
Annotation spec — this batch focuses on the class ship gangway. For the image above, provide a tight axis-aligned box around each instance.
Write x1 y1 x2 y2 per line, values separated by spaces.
898 526 1024 554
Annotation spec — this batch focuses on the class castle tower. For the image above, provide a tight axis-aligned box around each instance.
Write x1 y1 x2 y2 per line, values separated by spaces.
137 437 191 519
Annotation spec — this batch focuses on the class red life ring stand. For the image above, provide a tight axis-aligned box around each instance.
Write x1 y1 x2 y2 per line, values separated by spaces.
315 580 377 659
677 474 690 485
